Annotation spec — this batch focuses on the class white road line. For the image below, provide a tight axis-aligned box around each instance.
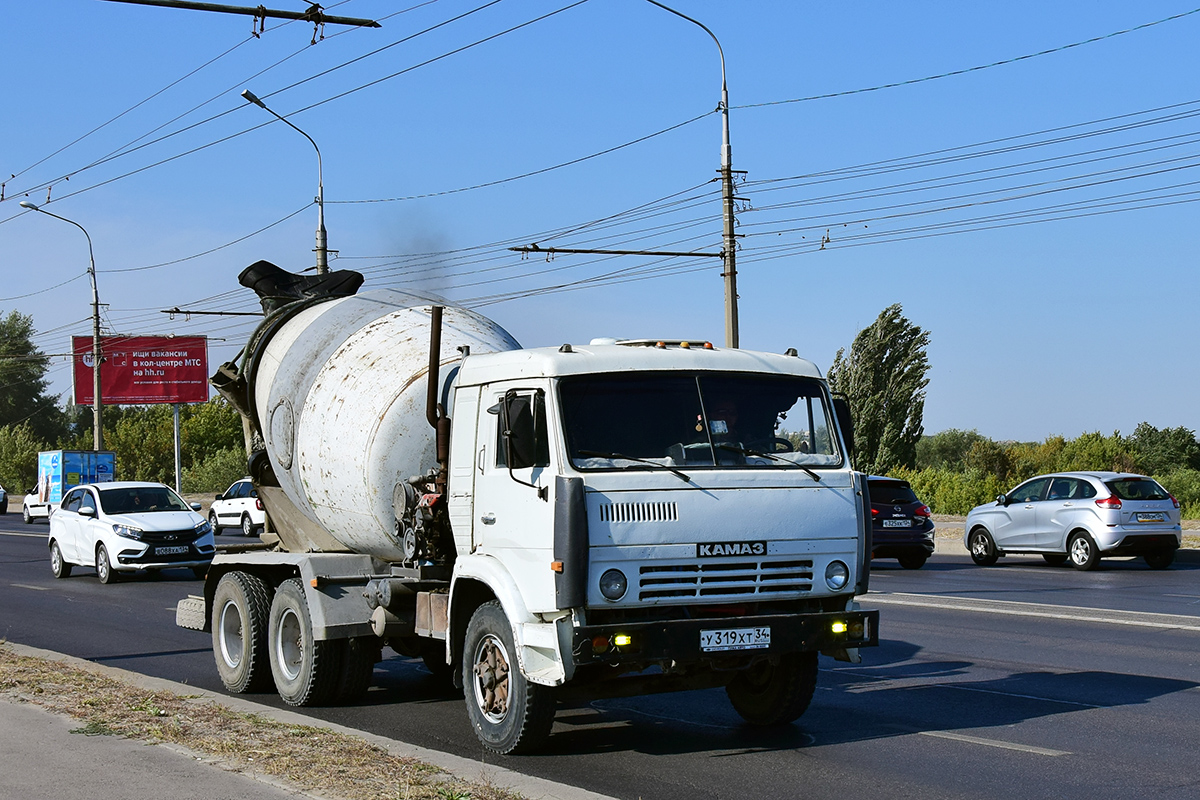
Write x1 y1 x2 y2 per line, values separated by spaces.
918 730 1070 757
829 668 1103 708
11 583 49 591
865 592 1200 632
0 531 46 539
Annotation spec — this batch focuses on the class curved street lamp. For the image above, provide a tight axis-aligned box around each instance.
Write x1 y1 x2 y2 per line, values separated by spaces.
241 89 330 274
19 200 104 450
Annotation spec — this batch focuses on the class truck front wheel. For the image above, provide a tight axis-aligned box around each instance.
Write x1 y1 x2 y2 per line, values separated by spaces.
268 578 341 706
212 571 272 693
726 651 818 726
462 601 555 754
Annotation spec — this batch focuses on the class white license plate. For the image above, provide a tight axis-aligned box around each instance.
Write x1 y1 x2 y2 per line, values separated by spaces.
1136 512 1165 523
155 545 189 556
882 519 912 528
700 627 770 652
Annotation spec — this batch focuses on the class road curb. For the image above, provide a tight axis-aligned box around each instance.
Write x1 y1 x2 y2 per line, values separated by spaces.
5 642 616 800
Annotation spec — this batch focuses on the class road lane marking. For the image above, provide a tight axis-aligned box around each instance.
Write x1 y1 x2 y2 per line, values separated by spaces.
11 583 49 591
864 592 1200 632
829 668 1104 708
918 730 1070 756
0 532 46 539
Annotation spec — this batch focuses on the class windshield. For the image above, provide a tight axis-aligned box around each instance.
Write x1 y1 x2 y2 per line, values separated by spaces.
1105 478 1170 501
560 372 842 471
98 486 191 514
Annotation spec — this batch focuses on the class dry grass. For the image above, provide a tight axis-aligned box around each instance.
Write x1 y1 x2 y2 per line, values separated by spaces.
0 645 520 800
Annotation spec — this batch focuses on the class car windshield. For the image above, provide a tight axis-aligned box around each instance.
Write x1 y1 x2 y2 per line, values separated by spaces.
1105 478 1170 501
871 481 919 504
559 372 842 471
98 486 190 514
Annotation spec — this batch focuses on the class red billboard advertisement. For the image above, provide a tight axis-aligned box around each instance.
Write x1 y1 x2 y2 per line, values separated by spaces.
72 335 209 405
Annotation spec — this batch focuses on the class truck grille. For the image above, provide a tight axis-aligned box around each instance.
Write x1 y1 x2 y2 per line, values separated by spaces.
597 501 678 524
638 559 813 600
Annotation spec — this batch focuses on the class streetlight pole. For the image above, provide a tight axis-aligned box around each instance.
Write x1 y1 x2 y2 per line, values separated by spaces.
241 89 329 274
644 0 739 348
20 201 104 450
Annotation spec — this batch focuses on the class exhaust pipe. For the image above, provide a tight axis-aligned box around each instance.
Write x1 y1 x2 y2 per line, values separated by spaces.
426 307 450 492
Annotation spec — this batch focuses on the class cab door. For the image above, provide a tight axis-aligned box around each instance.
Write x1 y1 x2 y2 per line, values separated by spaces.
992 478 1049 549
471 384 558 613
55 488 85 563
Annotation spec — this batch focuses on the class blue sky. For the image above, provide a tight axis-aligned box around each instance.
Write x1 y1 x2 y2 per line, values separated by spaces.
3 1 1198 442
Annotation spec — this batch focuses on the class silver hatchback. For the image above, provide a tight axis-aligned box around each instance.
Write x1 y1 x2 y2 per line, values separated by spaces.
964 472 1182 570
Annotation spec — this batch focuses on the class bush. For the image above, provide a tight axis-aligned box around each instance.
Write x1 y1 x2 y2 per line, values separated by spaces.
1155 469 1200 519
889 467 1007 516
182 447 248 494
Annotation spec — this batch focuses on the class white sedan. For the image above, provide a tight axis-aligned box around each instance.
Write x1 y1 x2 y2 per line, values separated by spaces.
48 481 216 583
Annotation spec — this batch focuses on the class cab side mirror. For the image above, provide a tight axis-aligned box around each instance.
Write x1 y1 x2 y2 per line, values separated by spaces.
190 502 202 511
832 396 854 460
79 505 97 517
214 494 224 501
995 494 1008 506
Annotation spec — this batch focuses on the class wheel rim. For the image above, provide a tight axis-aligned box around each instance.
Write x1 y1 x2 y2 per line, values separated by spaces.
243 516 252 536
51 544 62 574
275 607 303 682
209 512 218 529
971 533 988 557
97 547 109 580
218 599 244 669
471 632 511 723
1070 537 1090 564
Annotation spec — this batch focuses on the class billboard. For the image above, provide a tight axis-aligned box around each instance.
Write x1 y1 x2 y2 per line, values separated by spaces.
72 335 208 405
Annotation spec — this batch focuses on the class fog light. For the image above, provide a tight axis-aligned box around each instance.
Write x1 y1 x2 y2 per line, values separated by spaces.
592 636 610 654
825 560 849 590
831 621 847 634
599 569 627 601
613 634 632 647
849 621 865 639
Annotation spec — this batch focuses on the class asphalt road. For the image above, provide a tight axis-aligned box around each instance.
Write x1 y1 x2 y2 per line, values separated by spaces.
3 514 1198 800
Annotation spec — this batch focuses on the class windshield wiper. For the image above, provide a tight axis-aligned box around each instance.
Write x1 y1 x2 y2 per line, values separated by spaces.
716 444 822 481
577 450 691 483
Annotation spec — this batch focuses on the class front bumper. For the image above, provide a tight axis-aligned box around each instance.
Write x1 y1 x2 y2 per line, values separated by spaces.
115 542 215 571
571 608 879 666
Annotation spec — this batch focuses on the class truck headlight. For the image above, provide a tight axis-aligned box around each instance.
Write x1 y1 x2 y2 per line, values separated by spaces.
599 569 627 601
112 524 144 540
825 560 849 590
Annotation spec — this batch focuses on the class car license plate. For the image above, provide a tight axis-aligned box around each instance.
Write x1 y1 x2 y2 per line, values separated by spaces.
700 627 770 652
156 545 189 556
1136 512 1165 523
882 519 912 528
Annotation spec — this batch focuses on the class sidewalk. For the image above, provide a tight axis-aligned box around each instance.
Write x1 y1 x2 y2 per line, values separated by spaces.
1 642 616 800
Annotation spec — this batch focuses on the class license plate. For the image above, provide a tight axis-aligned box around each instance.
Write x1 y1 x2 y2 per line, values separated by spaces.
700 626 770 652
882 519 912 528
156 545 189 556
1136 512 1165 523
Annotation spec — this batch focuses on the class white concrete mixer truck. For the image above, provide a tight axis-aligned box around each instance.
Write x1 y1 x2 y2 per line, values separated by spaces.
177 261 878 754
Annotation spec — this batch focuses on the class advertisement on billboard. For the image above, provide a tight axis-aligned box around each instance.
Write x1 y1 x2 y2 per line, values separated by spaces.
72 335 208 405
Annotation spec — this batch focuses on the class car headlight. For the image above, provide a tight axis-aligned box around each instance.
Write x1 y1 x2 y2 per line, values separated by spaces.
599 569 628 601
194 520 212 536
825 560 849 591
112 524 144 540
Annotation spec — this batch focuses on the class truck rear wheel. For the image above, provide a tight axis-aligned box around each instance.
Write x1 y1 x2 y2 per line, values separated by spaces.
463 601 555 754
726 651 818 726
212 571 272 693
268 578 341 706
334 637 378 703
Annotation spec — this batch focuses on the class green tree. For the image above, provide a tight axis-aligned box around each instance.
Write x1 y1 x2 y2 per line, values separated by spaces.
105 405 177 483
0 311 66 443
916 428 988 470
0 423 46 492
827 304 930 474
1129 422 1200 474
182 398 244 466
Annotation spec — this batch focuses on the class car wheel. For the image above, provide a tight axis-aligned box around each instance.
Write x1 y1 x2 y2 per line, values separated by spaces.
463 601 556 754
269 578 341 706
241 514 255 538
1042 553 1068 567
96 543 118 584
50 541 72 579
208 511 221 534
1068 532 1100 571
23 505 32 524
726 651 819 726
1143 550 1176 570
968 528 1000 566
213 571 273 693
897 553 927 570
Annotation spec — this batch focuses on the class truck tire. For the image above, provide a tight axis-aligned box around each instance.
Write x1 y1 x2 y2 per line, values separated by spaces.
268 578 341 706
334 637 378 703
462 601 556 754
212 571 273 693
726 651 818 726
